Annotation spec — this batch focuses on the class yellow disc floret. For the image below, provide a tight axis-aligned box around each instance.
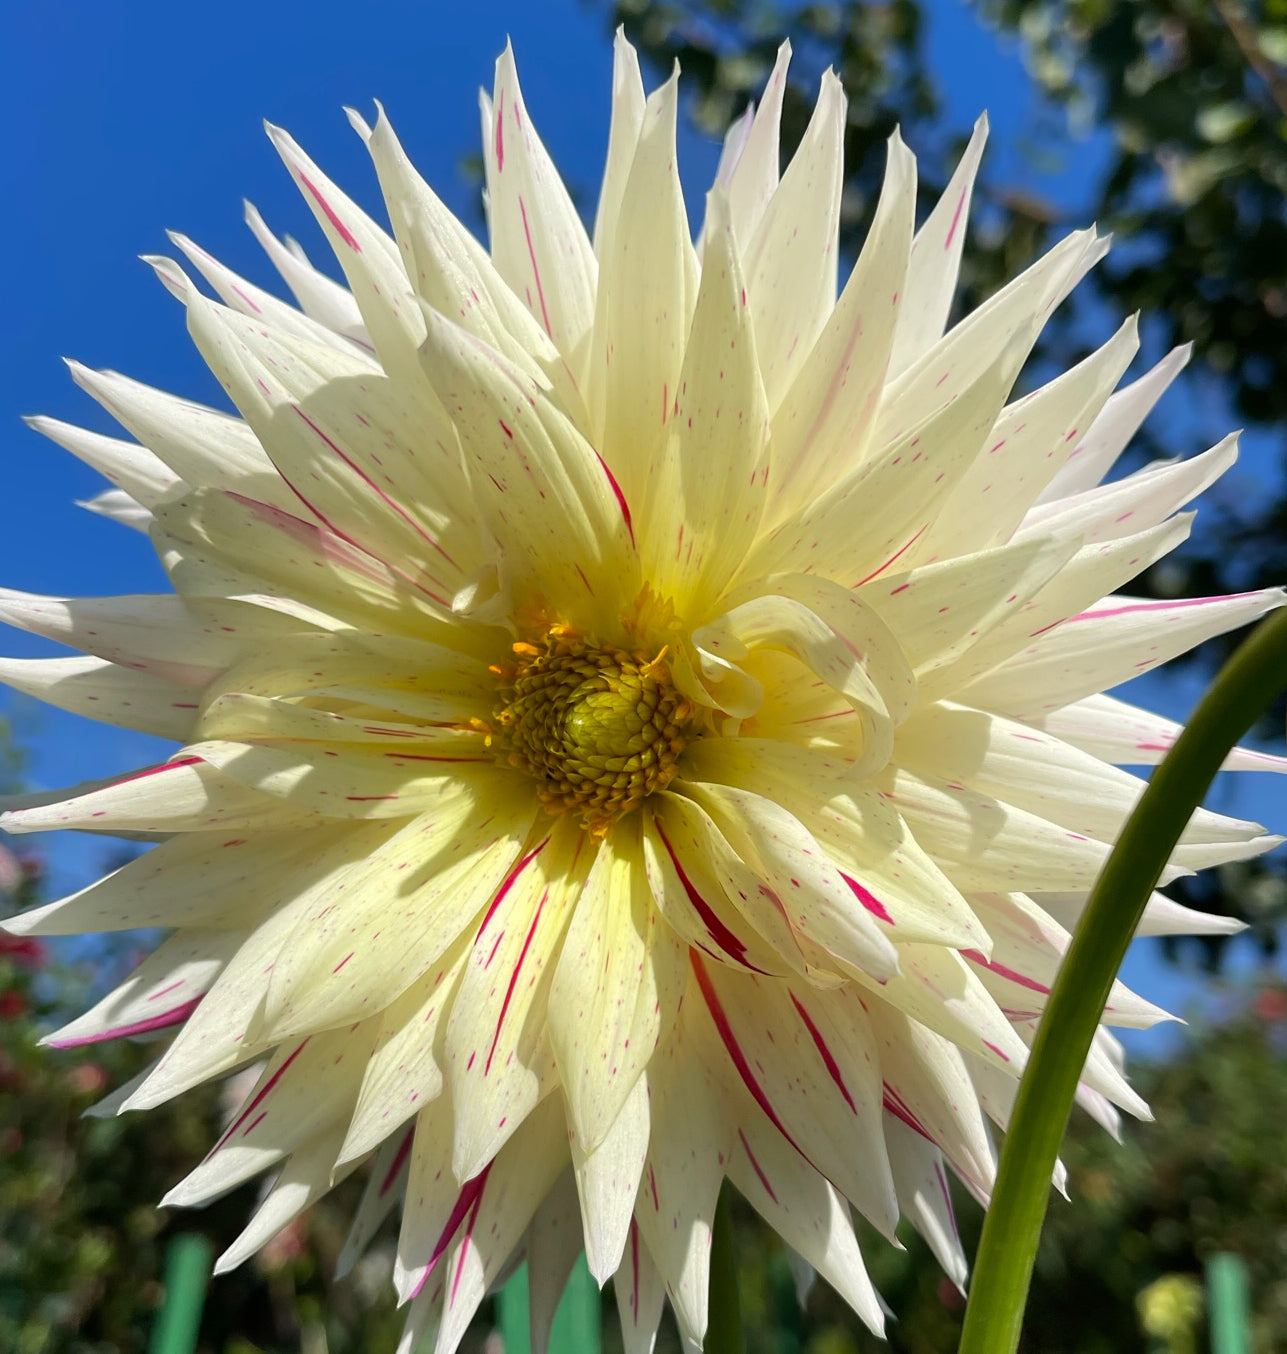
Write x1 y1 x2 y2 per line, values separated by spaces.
492 628 695 832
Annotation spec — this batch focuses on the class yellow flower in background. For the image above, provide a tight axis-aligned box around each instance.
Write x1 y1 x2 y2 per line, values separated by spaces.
2 33 1283 1353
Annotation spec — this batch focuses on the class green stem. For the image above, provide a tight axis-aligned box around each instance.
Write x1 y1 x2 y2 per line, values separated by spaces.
707 1184 746 1354
958 608 1287 1354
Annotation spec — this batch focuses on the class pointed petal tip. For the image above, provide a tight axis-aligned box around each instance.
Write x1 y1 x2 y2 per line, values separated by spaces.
344 105 373 141
140 255 192 302
263 121 302 163
211 1249 242 1278
158 1181 189 1209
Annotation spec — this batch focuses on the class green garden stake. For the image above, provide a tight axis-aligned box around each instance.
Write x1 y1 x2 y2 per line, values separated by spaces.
1207 1252 1251 1354
497 1253 600 1354
148 1233 213 1354
548 1253 599 1354
498 1264 532 1354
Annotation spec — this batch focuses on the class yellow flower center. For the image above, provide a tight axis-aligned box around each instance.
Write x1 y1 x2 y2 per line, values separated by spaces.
492 629 695 833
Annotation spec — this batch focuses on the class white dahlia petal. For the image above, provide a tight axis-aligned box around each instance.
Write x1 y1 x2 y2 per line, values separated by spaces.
593 32 647 258
484 45 598 365
243 199 371 340
66 359 289 499
77 487 153 531
24 412 179 507
884 1112 970 1289
768 128 916 521
43 930 240 1049
719 41 790 248
588 71 697 511
730 1107 887 1335
266 123 429 391
571 1074 651 1282
5 42 1284 1353
548 820 686 1148
0 654 198 739
912 314 1140 561
1038 343 1193 502
1019 431 1237 543
215 1124 362 1276
887 113 988 377
526 1169 585 1354
168 228 370 357
741 69 845 411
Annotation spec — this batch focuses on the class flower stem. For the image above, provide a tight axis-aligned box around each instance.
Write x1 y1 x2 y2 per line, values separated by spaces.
958 607 1287 1354
706 1184 745 1354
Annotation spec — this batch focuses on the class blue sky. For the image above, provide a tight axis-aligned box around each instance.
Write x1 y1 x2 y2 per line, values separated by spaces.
2 0 1282 1047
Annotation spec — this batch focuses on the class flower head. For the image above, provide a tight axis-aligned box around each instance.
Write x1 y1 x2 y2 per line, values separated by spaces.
3 35 1284 1352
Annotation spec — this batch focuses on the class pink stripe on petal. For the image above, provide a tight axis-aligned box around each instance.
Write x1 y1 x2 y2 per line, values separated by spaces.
214 1037 311 1151
944 186 968 250
933 1160 959 1235
883 1083 933 1142
494 90 506 172
409 1162 493 1300
789 994 858 1114
840 873 893 925
854 525 927 587
484 887 549 1076
449 1181 488 1307
476 838 548 939
47 995 203 1049
594 450 635 545
111 755 204 789
737 1128 779 1204
295 409 459 569
961 949 1051 996
379 1126 414 1197
299 173 362 252
656 824 767 974
691 953 803 1156
628 1219 641 1323
518 196 553 337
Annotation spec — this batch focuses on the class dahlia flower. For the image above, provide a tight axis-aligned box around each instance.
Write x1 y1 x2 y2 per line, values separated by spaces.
3 34 1283 1353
